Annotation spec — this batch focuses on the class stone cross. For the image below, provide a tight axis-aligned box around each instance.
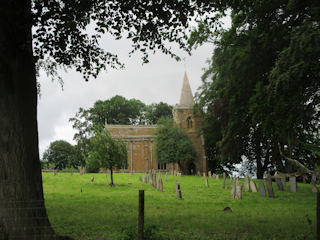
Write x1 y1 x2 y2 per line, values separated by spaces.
250 181 258 192
176 181 182 199
266 177 275 198
258 180 266 197
244 175 250 192
289 176 297 192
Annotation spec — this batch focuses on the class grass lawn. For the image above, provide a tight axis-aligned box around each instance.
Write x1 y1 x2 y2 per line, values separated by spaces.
43 172 316 240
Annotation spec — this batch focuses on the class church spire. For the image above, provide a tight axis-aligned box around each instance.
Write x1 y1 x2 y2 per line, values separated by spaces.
178 72 194 108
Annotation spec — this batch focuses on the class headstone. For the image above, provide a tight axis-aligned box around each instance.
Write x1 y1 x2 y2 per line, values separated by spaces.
205 177 209 188
235 180 242 199
244 175 250 192
258 180 266 197
231 178 236 199
312 174 317 183
275 177 284 191
250 181 258 192
266 177 275 198
176 181 182 199
159 177 163 191
203 172 206 178
54 171 57 176
281 176 286 188
312 181 318 193
222 173 226 189
197 171 201 176
289 176 297 192
91 176 94 183
208 171 212 178
216 175 219 180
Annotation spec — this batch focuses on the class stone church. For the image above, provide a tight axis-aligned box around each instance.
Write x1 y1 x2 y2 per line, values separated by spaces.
106 73 207 174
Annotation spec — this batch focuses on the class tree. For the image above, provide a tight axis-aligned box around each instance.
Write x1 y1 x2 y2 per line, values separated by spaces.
154 117 197 172
42 140 76 170
0 0 221 237
145 102 173 124
88 128 127 186
192 0 320 177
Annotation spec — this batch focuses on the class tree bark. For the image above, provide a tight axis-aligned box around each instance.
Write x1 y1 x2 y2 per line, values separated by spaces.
0 1 65 239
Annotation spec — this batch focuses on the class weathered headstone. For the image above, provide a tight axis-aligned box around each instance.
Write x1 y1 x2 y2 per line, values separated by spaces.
231 178 236 199
266 177 275 198
235 180 242 199
312 174 318 193
244 175 250 192
222 173 226 189
259 180 266 197
176 181 182 199
205 177 209 188
208 171 212 178
250 181 258 192
203 172 206 178
275 177 284 191
91 176 95 183
158 177 163 191
216 175 219 180
289 176 297 192
197 171 201 176
281 176 286 188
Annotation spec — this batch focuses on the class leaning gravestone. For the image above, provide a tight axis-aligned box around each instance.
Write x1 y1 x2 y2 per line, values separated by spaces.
222 173 226 189
235 180 242 199
244 175 250 192
176 181 182 199
281 176 286 188
266 177 275 198
275 177 284 191
250 181 258 192
258 180 266 197
289 176 297 192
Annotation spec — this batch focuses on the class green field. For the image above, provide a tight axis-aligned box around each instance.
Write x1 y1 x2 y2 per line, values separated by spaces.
43 172 316 240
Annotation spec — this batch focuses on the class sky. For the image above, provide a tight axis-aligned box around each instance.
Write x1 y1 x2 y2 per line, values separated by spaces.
37 35 215 157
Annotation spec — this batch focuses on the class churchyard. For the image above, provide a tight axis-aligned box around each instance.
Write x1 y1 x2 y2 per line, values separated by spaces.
43 172 316 240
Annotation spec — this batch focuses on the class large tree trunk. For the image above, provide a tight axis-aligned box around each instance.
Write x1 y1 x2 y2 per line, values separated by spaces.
0 1 65 239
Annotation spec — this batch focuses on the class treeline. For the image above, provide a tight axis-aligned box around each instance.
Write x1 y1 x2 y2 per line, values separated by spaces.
191 0 320 178
41 95 173 173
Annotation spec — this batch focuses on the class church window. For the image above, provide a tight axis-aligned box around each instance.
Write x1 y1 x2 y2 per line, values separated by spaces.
187 116 193 128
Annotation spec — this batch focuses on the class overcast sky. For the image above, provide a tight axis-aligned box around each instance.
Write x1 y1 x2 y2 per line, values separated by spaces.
36 16 232 157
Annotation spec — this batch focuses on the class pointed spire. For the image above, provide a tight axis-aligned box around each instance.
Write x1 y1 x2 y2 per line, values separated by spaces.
178 72 194 108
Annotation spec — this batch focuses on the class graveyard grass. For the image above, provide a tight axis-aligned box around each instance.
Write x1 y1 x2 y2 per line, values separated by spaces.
43 173 316 240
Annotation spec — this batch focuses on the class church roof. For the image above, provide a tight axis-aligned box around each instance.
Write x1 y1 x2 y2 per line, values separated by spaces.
178 72 195 108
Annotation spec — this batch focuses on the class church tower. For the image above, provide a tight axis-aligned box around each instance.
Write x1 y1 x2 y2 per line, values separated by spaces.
173 72 207 174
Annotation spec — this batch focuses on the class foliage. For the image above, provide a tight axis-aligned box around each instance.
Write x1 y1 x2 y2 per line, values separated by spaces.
42 140 77 170
145 102 173 124
43 172 317 240
193 0 320 177
87 127 127 184
154 117 196 167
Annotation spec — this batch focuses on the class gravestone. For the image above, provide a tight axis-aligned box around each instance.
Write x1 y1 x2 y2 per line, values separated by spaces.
231 178 236 199
244 175 250 192
216 175 219 180
176 181 182 199
312 174 317 183
159 177 163 191
281 176 286 188
203 172 206 178
312 181 318 193
208 171 212 178
258 180 266 197
205 177 209 188
275 177 284 191
289 176 297 192
235 180 242 199
91 176 94 183
54 171 57 176
250 181 258 192
266 177 275 198
222 173 226 189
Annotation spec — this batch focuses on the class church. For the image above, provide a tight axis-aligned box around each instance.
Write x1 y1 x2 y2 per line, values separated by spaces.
106 73 207 174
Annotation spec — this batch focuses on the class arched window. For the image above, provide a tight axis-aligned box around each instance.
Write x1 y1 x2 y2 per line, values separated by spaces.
187 116 192 128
